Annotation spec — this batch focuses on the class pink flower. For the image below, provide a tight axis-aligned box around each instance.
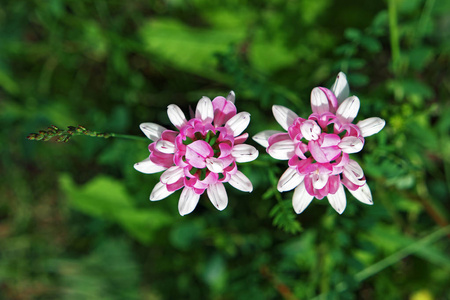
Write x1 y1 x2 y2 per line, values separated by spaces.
253 72 385 214
134 92 258 216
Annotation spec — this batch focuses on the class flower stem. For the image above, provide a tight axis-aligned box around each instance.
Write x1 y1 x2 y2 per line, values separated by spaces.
109 133 149 141
27 125 148 143
388 0 401 77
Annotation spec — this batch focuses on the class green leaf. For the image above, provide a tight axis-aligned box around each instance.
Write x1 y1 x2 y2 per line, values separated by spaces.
269 199 302 234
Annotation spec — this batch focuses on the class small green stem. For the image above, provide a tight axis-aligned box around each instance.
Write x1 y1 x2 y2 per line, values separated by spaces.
355 225 450 282
388 0 401 76
109 133 149 141
27 125 148 143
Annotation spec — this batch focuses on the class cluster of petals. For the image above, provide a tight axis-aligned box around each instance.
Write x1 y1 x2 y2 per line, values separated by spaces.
253 72 385 214
134 92 258 216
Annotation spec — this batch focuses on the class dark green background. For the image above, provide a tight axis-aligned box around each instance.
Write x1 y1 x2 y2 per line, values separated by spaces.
1 0 449 299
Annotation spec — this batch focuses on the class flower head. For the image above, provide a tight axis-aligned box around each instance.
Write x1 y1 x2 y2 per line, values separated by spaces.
135 92 258 216
253 72 385 214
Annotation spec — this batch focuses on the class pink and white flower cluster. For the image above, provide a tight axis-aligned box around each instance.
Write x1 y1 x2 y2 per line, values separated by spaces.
254 72 385 214
134 92 258 216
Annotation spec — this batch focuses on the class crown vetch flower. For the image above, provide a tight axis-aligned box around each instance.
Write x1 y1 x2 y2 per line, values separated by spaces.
134 92 258 216
253 72 385 214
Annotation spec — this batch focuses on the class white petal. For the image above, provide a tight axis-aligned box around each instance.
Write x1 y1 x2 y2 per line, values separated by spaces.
252 130 283 147
134 158 167 174
336 96 360 123
277 167 305 192
331 72 350 104
272 105 299 131
348 184 373 205
195 96 214 123
231 144 259 163
267 140 295 160
357 117 386 137
226 90 235 103
225 112 250 137
139 123 167 141
343 169 366 186
292 181 314 214
178 187 201 216
155 140 176 154
150 181 174 201
311 87 330 114
339 136 364 154
312 173 328 190
228 171 253 192
167 104 187 129
160 166 184 184
207 183 228 211
300 120 321 141
344 159 365 179
327 184 347 214
206 157 224 173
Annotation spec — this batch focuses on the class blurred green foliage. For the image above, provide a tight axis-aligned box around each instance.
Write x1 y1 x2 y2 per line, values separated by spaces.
1 0 449 299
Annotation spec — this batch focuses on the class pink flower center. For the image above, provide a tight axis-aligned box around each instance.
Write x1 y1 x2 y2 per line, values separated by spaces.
172 120 236 183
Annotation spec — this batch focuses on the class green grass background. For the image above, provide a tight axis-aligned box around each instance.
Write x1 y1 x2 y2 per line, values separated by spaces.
1 0 449 299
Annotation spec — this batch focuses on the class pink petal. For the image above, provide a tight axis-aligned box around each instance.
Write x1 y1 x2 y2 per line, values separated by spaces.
292 181 314 214
195 96 214 124
303 175 315 197
185 140 213 168
308 135 342 163
166 178 185 192
234 133 248 144
321 146 342 162
212 96 237 126
200 171 219 185
327 175 341 195
267 132 291 146
149 143 174 168
272 105 299 131
218 143 232 158
228 171 253 192
319 87 338 114
308 140 328 163
321 134 341 147
178 187 201 216
207 182 228 211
